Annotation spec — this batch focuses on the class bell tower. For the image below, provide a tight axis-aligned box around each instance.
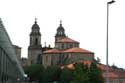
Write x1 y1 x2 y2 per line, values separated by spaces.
28 18 42 65
55 20 66 42
29 18 41 46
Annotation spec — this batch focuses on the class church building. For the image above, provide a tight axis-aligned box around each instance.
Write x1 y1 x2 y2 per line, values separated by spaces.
28 19 94 67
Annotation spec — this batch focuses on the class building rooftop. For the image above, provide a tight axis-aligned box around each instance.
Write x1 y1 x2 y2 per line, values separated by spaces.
64 47 92 53
44 47 93 53
44 48 60 53
58 37 79 43
64 60 125 79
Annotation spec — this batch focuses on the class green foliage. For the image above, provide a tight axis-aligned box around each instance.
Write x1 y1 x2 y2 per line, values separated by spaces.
23 62 104 83
43 66 61 83
88 62 104 83
70 62 89 83
23 64 44 83
59 67 73 83
70 62 104 83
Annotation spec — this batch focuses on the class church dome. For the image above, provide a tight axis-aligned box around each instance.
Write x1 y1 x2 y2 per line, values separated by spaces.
30 19 41 36
57 23 65 31
32 20 40 30
55 20 66 37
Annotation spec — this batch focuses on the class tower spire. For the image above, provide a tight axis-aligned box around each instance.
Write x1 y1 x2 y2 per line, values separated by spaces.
60 20 62 27
35 18 37 24
44 42 46 47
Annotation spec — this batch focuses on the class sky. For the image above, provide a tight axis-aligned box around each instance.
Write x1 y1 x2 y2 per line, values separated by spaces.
0 0 125 68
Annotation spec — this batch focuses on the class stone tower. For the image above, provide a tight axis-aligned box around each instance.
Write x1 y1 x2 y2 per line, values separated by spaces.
55 21 66 48
28 19 42 65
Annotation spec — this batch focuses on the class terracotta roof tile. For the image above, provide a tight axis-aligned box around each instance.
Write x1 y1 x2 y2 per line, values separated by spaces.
102 72 118 78
97 64 112 71
66 60 92 69
43 49 60 53
62 60 125 79
44 47 93 53
64 47 92 53
97 64 107 71
67 64 74 69
58 37 78 43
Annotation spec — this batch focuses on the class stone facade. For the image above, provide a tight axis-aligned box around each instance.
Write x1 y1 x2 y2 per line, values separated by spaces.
21 57 28 67
42 21 94 67
13 45 21 60
28 20 94 67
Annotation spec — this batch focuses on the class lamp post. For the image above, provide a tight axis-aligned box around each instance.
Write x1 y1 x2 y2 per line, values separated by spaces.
106 0 115 83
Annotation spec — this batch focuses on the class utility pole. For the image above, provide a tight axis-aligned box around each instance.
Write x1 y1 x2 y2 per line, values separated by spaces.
106 0 115 83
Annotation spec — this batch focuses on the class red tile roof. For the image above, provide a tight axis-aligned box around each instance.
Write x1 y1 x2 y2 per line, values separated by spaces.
62 60 125 79
44 47 92 53
64 47 92 53
102 72 118 78
65 60 92 69
97 64 112 71
66 64 74 69
44 49 60 53
58 37 79 43
97 64 107 71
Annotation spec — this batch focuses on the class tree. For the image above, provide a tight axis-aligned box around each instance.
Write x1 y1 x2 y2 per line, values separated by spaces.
70 62 89 83
23 61 104 83
70 62 104 83
43 66 61 83
88 62 104 83
59 67 73 83
24 64 44 83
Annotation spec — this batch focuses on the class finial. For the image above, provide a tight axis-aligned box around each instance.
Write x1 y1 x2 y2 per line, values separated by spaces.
35 18 37 24
44 42 46 47
48 44 51 48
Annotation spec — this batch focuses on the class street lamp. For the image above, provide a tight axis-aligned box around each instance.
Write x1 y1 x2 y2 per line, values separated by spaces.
106 0 115 83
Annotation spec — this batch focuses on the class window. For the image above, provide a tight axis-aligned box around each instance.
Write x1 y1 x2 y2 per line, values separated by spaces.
61 43 64 49
35 38 38 45
70 44 73 48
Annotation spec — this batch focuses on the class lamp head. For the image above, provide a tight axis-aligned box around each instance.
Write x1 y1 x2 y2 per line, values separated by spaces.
108 0 115 4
